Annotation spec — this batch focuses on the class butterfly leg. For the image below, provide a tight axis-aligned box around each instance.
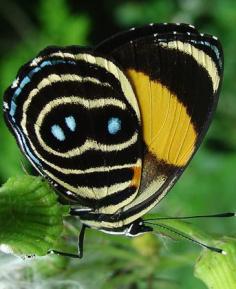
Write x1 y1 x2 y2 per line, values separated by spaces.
47 224 87 258
77 224 87 258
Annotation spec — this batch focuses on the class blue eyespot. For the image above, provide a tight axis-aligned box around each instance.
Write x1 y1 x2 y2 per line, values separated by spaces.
65 116 76 132
51 125 66 141
107 117 121 135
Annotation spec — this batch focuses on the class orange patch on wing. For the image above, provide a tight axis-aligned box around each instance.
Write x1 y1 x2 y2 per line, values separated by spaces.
127 69 197 167
130 165 142 188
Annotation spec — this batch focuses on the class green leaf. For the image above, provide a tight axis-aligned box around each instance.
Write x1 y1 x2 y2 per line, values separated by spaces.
0 176 69 257
195 237 236 289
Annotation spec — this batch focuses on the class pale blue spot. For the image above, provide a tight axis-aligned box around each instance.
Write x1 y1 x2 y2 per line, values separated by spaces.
28 66 41 78
14 87 21 97
20 76 30 88
10 102 17 117
108 117 121 135
51 125 66 141
65 116 76 132
40 60 52 68
10 87 23 116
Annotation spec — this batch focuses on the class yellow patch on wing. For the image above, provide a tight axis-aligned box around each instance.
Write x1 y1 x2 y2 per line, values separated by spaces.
127 69 197 167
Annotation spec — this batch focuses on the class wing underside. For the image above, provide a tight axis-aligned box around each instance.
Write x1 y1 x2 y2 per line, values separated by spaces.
3 23 224 231
80 23 224 229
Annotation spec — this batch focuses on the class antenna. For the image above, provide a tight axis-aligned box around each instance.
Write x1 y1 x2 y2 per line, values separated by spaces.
144 212 236 221
144 221 226 254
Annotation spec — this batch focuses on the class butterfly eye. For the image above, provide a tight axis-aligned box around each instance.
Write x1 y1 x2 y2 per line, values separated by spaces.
107 117 121 135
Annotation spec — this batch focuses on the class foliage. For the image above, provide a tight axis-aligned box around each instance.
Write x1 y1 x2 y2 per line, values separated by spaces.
0 176 69 256
0 0 236 289
195 237 236 289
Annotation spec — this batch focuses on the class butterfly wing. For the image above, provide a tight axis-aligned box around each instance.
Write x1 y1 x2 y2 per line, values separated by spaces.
3 23 224 232
90 23 224 227
3 46 143 213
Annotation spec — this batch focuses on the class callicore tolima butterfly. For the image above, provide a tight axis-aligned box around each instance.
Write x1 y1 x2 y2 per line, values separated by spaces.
3 23 229 258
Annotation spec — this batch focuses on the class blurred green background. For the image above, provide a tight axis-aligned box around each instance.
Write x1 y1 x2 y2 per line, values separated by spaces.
0 0 236 288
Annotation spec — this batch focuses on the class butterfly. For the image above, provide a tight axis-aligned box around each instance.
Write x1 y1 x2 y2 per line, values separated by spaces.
3 23 224 257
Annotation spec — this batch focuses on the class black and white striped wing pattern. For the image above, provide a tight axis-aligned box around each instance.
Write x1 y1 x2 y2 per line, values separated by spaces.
3 47 143 214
